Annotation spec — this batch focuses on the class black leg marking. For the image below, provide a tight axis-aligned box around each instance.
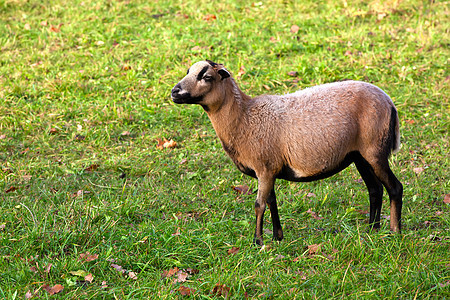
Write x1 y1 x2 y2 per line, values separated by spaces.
354 154 383 230
267 189 283 241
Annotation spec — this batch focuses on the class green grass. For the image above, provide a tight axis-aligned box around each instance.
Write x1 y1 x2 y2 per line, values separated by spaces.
0 0 449 298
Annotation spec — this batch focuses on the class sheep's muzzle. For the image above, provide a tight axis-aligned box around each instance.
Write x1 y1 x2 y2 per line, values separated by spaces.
171 83 203 104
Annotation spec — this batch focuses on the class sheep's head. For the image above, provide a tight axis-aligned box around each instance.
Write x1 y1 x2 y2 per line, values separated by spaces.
171 60 231 109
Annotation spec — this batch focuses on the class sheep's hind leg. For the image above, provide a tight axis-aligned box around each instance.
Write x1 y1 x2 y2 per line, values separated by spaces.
371 161 403 233
253 176 275 246
354 155 384 230
267 188 283 241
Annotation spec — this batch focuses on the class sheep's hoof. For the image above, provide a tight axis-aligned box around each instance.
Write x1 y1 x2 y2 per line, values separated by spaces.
272 235 283 242
253 237 264 246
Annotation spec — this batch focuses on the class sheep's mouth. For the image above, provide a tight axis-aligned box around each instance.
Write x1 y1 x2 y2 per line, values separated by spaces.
172 93 203 104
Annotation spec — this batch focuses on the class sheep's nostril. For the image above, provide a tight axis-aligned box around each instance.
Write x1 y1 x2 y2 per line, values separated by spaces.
172 83 182 96
171 87 180 95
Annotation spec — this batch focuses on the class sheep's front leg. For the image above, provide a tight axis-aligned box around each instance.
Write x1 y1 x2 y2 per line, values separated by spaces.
254 176 275 246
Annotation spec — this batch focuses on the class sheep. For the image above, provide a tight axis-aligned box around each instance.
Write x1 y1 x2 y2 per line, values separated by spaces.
171 60 403 246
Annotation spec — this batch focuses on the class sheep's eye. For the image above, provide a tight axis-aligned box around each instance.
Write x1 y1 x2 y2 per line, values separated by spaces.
203 75 213 82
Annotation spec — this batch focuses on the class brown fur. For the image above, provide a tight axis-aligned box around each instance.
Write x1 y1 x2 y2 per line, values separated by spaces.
172 61 403 245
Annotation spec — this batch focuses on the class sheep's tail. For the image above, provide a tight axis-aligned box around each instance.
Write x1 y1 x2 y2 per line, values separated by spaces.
390 106 401 154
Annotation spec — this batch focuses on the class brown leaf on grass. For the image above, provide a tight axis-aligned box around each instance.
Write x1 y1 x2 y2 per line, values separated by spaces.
290 24 300 33
73 190 91 197
175 272 188 283
49 127 59 135
237 65 245 78
307 244 321 255
49 24 61 32
212 283 230 297
30 266 38 273
185 268 199 275
162 267 180 278
287 71 298 77
41 20 48 26
203 14 217 21
84 163 99 172
178 286 196 296
128 271 138 280
101 281 108 288
111 264 126 274
232 185 252 195
44 263 52 274
263 84 271 90
79 252 98 262
172 227 181 236
5 186 18 193
307 192 316 197
306 209 324 220
42 284 64 295
227 246 240 255
413 167 424 174
85 273 94 283
156 138 177 149
0 134 6 139
0 224 5 230
294 270 308 280
25 291 33 299
444 194 450 204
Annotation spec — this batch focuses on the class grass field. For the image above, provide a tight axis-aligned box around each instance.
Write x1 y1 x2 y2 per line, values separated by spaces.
0 0 449 298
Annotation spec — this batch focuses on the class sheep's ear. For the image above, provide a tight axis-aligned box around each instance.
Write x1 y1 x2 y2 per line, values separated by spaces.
218 69 230 80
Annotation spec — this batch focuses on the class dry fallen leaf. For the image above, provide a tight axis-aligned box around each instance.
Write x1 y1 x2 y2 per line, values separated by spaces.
237 65 246 78
232 185 252 195
178 286 196 296
162 267 179 278
212 283 230 297
128 271 138 280
84 163 100 172
85 273 94 283
227 246 240 255
79 252 98 262
306 209 324 220
185 268 199 275
444 194 450 204
156 138 177 149
5 186 18 193
203 14 217 21
49 24 61 32
44 263 52 274
172 227 181 236
307 244 321 255
413 167 424 174
287 71 298 77
290 24 300 33
111 264 126 274
49 128 59 135
42 284 64 295
25 291 33 299
175 272 188 283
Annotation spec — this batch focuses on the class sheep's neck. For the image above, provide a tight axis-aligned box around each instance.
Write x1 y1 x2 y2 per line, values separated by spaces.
206 82 250 151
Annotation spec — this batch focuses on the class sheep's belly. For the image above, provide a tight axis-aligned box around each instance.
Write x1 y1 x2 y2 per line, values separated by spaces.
277 152 357 182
